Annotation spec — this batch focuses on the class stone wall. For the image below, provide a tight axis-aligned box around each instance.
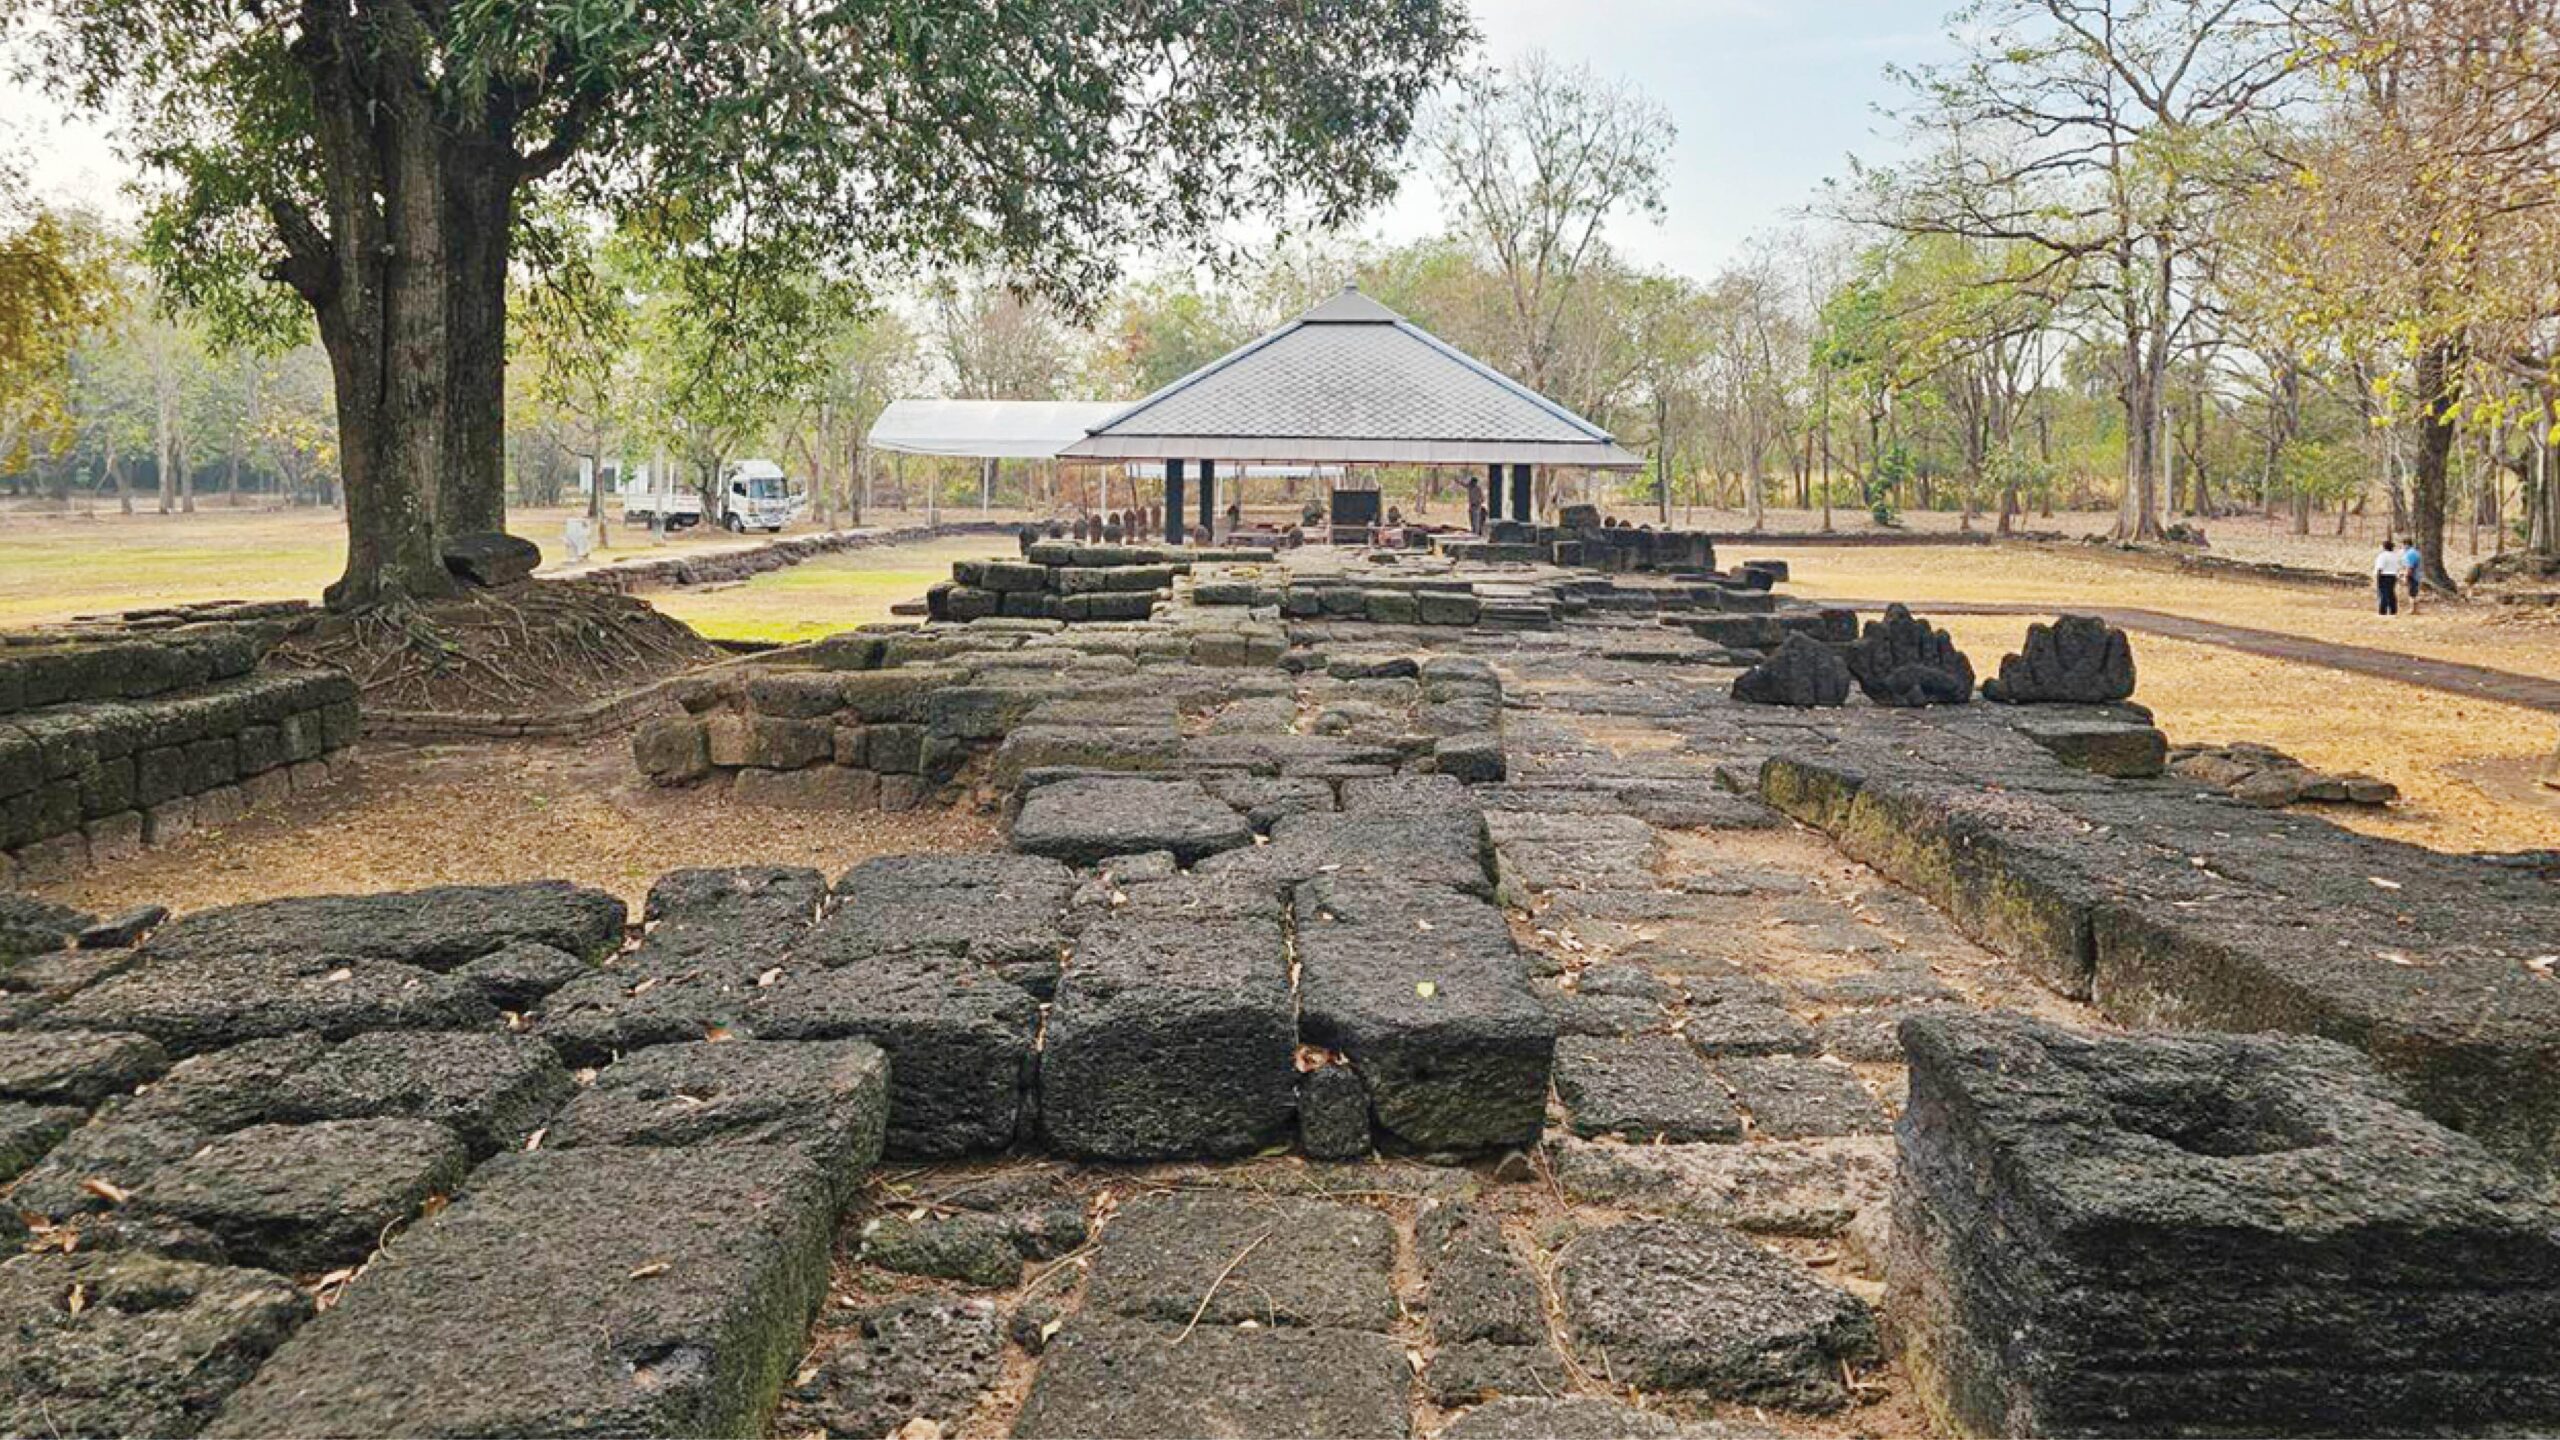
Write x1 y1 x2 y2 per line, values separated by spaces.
633 612 1344 808
1756 702 2560 1178
0 624 357 884
565 519 1025 597
924 540 1269 625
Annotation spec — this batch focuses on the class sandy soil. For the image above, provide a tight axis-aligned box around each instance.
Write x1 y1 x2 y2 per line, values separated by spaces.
33 732 1000 918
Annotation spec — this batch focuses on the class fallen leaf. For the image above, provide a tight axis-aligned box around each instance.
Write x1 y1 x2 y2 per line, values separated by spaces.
323 967 353 983
525 1128 546 1152
630 977 659 997
755 968 783 988
1415 980 1438 999
1415 919 1434 932
703 1025 735 1043
79 1178 131 1207
2367 876 2403 891
629 1261 670 1280
64 1282 85 1317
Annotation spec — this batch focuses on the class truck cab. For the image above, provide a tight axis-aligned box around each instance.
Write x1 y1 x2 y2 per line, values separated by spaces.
720 460 804 533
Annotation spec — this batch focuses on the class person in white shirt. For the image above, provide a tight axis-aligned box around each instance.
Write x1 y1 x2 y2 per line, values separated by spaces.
2374 538 2403 615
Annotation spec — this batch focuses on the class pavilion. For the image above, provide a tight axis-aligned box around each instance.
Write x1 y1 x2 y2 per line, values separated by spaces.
864 285 1644 544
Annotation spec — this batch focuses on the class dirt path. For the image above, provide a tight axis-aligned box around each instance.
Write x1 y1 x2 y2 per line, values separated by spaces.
1833 598 2560 715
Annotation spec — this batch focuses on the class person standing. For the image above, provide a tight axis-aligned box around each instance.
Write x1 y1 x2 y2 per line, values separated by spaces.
2403 539 2423 612
2374 538 2403 615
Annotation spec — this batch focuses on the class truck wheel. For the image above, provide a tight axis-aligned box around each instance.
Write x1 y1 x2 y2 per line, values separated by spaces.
723 514 745 533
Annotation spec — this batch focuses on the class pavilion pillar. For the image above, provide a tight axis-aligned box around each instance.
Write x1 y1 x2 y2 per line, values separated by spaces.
1485 463 1504 525
1510 463 1534 525
1164 460 1187 546
1198 458 1218 540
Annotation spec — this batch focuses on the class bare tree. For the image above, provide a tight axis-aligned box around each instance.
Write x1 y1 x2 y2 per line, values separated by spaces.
1427 52 1674 396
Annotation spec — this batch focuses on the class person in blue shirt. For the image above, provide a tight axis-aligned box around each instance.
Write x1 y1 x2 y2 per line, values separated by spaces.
2402 540 2423 611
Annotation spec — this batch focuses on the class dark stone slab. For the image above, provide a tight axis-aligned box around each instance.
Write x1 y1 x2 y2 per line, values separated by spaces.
639 865 827 964
1416 1200 1543 1347
1534 982 1669 1037
1554 1034 1742 1142
1683 999 1816 1058
205 1143 837 1438
0 1250 310 1439
859 1211 1022 1287
1983 614 2136 704
1714 1055 1890 1139
0 890 92 962
1893 1013 2560 1436
1041 913 1294 1159
0 1099 82 1183
0 1027 168 1105
785 1297 1002 1440
454 940 594 1011
1293 874 1554 1151
137 1118 470 1273
1085 1193 1397 1332
271 1031 570 1159
1731 633 1851 707
1557 1218 1879 1411
79 903 169 950
2009 713 2167 778
1299 1063 1373 1160
143 882 627 972
1204 774 1337 831
1010 776 1252 866
441 530 540 587
1423 1339 1570 1406
1551 1134 1894 1238
5 1037 329 1219
532 954 763 1067
1012 1314 1411 1440
36 952 495 1057
745 954 1035 1158
809 853 1073 995
548 1039 888 1199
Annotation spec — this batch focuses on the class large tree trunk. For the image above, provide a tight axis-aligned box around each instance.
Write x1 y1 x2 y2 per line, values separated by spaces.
440 139 516 538
2411 335 2460 590
283 4 530 609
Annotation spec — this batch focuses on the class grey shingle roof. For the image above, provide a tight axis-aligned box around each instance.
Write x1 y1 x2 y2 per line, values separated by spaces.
1060 287 1644 469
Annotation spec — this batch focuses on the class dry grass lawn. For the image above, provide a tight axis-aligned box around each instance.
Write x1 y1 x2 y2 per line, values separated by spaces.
1932 615 2558 854
1781 541 2560 687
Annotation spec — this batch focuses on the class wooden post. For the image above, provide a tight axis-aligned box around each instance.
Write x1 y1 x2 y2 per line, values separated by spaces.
1510 464 1533 525
1198 459 1218 540
1485 463 1504 524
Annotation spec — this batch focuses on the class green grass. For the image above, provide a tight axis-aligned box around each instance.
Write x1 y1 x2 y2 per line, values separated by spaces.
0 506 1004 634
647 535 1018 643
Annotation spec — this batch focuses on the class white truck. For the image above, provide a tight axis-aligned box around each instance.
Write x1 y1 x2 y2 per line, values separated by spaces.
619 459 806 533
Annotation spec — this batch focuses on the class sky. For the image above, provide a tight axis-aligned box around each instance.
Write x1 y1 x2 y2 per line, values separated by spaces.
3 0 1955 283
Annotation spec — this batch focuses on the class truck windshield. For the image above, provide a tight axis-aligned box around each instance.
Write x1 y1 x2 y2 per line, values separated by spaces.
745 477 788 498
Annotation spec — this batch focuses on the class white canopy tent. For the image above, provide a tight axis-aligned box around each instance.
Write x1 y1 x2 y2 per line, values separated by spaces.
865 400 1128 459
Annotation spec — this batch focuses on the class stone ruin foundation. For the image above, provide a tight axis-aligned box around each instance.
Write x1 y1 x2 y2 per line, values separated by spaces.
0 609 360 885
3 539 2557 1438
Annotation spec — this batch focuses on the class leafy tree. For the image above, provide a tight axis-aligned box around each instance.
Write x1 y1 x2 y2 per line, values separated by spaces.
7 0 1469 605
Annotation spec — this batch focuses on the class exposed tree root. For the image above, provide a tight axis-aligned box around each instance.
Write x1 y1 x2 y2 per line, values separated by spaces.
274 581 721 713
